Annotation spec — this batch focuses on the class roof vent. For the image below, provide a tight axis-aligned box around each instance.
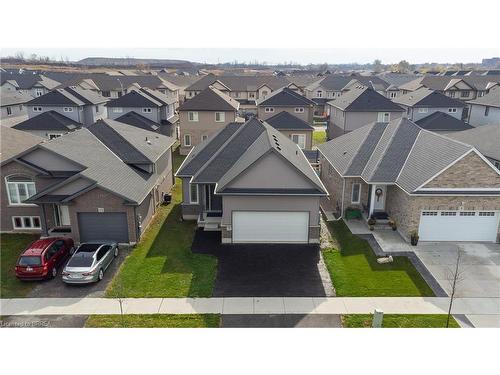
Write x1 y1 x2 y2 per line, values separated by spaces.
145 136 151 145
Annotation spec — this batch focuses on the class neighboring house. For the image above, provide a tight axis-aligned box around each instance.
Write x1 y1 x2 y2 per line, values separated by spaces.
1 128 45 233
0 73 59 97
318 117 500 243
466 87 500 127
0 91 33 119
176 118 327 244
448 124 500 170
177 87 240 155
256 87 316 124
1 119 176 244
393 88 466 122
157 73 201 104
25 87 108 126
265 111 314 150
12 111 81 139
115 111 173 137
414 111 473 133
325 86 405 139
106 87 177 124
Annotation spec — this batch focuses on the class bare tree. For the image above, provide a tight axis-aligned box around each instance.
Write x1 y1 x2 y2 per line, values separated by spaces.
445 249 466 328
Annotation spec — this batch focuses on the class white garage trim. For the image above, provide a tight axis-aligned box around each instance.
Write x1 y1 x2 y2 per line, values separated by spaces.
232 211 309 244
418 210 500 242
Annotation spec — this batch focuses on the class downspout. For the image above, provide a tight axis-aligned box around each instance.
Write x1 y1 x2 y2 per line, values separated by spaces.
133 206 140 243
339 178 346 220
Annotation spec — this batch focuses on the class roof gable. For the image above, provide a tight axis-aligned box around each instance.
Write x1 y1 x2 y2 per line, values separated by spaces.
328 87 404 112
178 87 239 111
415 111 473 132
265 111 314 130
13 111 81 132
256 87 315 106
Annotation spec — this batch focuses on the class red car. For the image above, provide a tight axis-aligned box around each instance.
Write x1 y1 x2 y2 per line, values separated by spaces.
15 237 75 280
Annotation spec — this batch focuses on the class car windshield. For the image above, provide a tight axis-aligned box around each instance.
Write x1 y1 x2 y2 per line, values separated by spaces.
18 256 42 266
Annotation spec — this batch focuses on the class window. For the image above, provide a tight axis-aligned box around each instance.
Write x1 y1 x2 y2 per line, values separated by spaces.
215 112 225 122
63 107 73 113
95 105 99 113
264 107 274 113
189 184 198 204
188 111 199 122
448 108 457 113
183 134 191 147
35 89 43 97
6 107 12 116
351 183 361 204
233 92 240 98
292 134 306 149
479 212 495 217
6 176 36 205
19 105 23 111
249 92 255 98
48 133 62 140
316 90 323 98
377 112 390 122
485 106 490 116
112 107 123 113
33 106 43 112
422 211 438 216
202 135 208 142
328 92 333 98
440 211 457 216
390 92 397 98
102 91 111 97
459 211 475 216
418 108 428 113
493 160 500 169
294 107 304 113
142 108 152 113
448 91 456 98
460 91 470 98
478 91 485 97
96 246 111 261
12 216 41 229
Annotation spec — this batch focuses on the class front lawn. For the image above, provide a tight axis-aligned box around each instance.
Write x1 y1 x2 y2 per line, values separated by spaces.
85 314 220 328
322 220 434 297
106 152 217 298
313 130 327 146
1 233 39 298
343 314 460 328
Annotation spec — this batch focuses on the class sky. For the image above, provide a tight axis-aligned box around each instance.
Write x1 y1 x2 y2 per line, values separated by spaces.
2 48 499 66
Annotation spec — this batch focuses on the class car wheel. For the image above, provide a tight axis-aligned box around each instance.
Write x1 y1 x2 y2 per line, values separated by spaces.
51 267 57 278
114 247 119 258
98 269 104 281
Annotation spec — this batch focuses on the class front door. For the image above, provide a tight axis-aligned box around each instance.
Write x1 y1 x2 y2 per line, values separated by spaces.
55 205 71 226
372 185 386 211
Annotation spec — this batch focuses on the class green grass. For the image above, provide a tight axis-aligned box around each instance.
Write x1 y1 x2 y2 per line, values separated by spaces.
106 151 217 298
1 233 39 298
322 220 434 297
343 314 460 328
85 314 220 328
313 130 327 146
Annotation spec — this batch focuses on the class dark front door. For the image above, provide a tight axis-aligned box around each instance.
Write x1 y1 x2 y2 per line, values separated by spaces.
205 185 222 212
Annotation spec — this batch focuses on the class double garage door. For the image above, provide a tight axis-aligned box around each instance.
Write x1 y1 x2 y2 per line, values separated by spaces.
418 210 499 242
232 211 309 243
78 212 129 243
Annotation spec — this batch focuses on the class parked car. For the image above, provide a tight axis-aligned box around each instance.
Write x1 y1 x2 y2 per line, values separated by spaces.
15 237 75 280
62 242 118 284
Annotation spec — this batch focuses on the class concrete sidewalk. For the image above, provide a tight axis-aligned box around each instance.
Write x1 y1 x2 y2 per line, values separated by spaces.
1 297 499 317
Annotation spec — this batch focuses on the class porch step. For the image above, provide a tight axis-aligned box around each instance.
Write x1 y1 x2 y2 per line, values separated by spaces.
203 222 220 231
373 224 394 231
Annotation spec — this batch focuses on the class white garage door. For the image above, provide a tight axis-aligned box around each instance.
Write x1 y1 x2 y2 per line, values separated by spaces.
418 210 499 242
232 211 309 243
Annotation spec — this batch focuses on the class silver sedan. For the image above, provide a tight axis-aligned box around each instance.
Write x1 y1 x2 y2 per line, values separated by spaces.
62 242 118 284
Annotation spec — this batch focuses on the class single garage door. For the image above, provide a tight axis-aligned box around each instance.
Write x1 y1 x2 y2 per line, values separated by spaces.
418 210 499 242
78 212 129 243
232 211 309 243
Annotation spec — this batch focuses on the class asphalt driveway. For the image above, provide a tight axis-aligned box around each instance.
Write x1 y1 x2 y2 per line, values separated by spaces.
191 230 334 297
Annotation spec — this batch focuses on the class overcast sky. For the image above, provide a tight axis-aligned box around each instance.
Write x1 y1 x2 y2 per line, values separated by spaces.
2 48 499 65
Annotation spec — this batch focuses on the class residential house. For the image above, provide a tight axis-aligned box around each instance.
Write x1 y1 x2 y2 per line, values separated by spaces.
393 88 466 121
178 87 239 155
325 86 405 139
25 87 108 126
176 118 327 244
448 124 500 170
1 119 176 244
0 127 45 233
1 73 59 97
466 87 500 127
115 111 173 137
256 87 316 124
13 111 81 139
158 73 202 104
265 111 315 150
414 111 473 133
0 91 33 120
318 117 500 243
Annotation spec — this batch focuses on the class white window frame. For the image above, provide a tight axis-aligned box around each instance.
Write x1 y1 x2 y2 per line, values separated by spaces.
63 107 73 113
183 134 191 147
215 112 225 122
112 107 123 113
189 184 199 204
264 107 274 113
294 107 304 113
390 92 397 98
202 135 208 142
377 112 390 122
418 108 428 113
6 106 12 116
448 108 457 113
142 108 153 113
351 183 361 204
48 133 63 140
5 177 36 205
35 89 43 97
12 216 41 230
188 111 199 122
33 106 43 112
292 134 306 149
448 91 456 98
460 90 470 98
316 90 323 98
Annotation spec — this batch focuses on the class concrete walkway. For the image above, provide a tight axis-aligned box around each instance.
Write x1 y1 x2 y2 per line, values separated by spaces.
1 297 499 317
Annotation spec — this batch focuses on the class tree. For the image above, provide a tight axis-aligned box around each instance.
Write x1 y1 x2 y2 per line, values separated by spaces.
373 59 383 73
445 249 466 328
396 60 411 73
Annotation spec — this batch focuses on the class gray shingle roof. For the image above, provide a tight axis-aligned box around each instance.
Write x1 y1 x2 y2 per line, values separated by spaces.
185 74 290 92
415 111 474 132
13 111 81 132
265 111 314 130
27 87 107 106
0 127 44 164
447 123 500 161
256 87 315 106
106 89 162 108
394 88 465 108
115 111 160 132
327 87 404 112
467 86 500 108
0 91 33 106
178 87 239 111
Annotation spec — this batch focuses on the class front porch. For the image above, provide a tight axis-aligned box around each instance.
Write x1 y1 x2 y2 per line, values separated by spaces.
194 183 223 232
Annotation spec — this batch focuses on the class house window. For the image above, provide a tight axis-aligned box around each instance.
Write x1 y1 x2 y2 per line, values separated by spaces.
189 184 198 204
233 92 240 98
19 105 23 111
316 90 323 98
35 89 43 97
328 92 333 98
33 107 43 112
479 212 495 217
294 107 304 113
485 106 490 116
377 112 390 122
6 107 12 116
183 134 191 147
422 211 438 216
494 160 500 169
459 211 475 216
351 183 361 204
215 112 225 122
63 107 73 112
390 92 397 98
418 108 428 113
102 91 111 97
478 91 485 97
292 134 306 149
48 133 62 140
112 107 123 113
448 108 457 113
461 91 470 98
6 176 36 205
95 106 99 113
249 92 255 98
188 111 199 122
448 92 456 98
12 216 41 230
142 108 152 113
264 107 274 113
202 135 208 142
